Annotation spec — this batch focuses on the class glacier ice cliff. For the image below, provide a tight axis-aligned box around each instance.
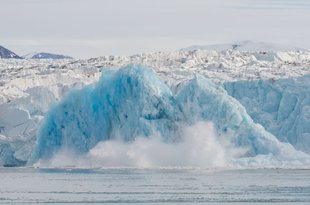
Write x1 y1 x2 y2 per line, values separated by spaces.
176 75 294 157
1 49 310 167
31 65 308 166
0 104 38 166
32 65 181 161
225 75 310 154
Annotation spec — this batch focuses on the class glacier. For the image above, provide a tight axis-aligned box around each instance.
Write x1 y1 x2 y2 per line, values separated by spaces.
31 64 309 167
1 49 310 167
225 75 310 154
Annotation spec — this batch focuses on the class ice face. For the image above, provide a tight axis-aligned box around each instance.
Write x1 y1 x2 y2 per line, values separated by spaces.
31 65 307 165
0 139 27 167
32 65 182 161
0 104 37 166
177 75 289 157
225 75 310 154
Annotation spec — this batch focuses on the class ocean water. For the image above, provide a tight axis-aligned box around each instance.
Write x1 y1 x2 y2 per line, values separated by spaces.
0 168 309 204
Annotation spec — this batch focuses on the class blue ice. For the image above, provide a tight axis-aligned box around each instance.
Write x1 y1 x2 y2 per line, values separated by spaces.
31 64 304 163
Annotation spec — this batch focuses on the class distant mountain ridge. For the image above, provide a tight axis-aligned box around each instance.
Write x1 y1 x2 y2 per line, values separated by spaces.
182 41 308 52
22 52 73 59
1 45 73 60
0 45 22 59
1 42 309 60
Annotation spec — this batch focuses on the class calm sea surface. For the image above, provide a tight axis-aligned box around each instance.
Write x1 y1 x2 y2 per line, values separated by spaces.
0 168 309 204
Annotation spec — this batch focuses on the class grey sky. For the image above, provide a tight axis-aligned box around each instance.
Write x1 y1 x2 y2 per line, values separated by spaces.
1 0 310 58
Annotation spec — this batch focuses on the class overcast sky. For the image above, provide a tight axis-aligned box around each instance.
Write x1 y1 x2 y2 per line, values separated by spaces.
1 0 310 58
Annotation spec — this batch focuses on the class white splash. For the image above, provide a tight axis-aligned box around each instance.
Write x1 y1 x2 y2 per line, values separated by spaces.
37 122 244 168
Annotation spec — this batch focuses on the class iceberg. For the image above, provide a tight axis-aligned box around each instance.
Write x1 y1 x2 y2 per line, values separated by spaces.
31 64 308 166
225 75 310 154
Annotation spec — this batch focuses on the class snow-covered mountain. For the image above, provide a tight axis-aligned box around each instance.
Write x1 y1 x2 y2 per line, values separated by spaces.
1 48 310 167
182 41 307 52
23 52 73 59
0 45 22 59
